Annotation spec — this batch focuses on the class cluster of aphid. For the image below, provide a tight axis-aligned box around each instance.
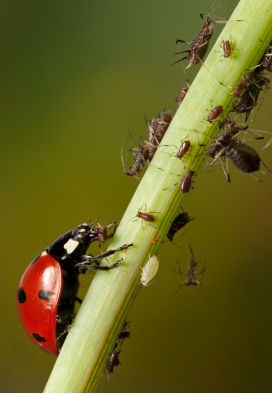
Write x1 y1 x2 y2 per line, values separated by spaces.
124 12 271 188
123 110 173 176
115 14 271 374
16 10 271 380
108 33 271 375
106 323 130 375
207 46 271 181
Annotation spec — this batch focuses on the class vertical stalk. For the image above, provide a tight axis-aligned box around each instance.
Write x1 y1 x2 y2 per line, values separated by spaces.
44 0 271 392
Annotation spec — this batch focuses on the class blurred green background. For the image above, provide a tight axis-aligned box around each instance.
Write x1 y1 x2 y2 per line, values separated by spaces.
1 0 271 392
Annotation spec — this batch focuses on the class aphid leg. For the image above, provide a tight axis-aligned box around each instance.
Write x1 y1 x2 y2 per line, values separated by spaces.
262 137 272 151
260 159 271 173
220 157 231 183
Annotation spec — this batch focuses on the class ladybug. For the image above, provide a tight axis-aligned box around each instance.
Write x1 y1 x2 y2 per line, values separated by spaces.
17 222 132 355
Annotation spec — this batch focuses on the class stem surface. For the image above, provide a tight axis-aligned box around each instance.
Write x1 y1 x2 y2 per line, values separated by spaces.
44 0 271 392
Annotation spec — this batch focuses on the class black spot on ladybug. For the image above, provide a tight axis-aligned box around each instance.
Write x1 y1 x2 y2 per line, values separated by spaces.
38 290 51 301
18 287 27 303
32 333 46 343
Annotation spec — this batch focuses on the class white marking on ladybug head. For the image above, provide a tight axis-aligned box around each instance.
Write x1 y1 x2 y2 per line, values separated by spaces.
64 238 79 254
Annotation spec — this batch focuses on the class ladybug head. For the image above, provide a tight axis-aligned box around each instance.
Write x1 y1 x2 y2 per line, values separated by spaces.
72 223 97 244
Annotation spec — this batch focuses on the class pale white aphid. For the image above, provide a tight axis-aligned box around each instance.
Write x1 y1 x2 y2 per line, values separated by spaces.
141 255 159 286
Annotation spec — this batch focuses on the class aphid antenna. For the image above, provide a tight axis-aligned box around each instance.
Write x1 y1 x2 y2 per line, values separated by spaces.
143 138 161 151
200 12 244 25
176 78 191 92
195 54 231 87
120 145 128 174
260 160 272 173
262 137 272 151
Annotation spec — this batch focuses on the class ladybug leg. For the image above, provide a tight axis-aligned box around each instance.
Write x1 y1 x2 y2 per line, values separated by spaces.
75 296 82 304
76 243 133 273
77 258 123 273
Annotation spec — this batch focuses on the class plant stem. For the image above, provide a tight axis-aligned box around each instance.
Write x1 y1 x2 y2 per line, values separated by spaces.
44 0 271 392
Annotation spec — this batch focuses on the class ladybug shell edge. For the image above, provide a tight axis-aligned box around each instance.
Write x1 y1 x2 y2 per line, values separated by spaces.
17 251 63 355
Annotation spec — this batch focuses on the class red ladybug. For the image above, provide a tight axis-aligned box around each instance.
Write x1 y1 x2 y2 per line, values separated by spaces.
17 222 132 355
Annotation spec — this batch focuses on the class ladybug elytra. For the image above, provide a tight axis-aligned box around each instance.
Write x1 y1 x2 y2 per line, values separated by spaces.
17 222 132 355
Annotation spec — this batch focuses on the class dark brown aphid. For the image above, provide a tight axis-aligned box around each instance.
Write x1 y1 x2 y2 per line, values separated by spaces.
118 330 130 340
232 70 269 120
232 90 258 121
173 14 213 69
222 40 232 57
175 246 204 292
95 221 118 243
106 322 130 374
176 140 191 159
136 211 155 223
167 211 194 241
208 123 262 181
106 350 120 374
233 72 254 97
180 170 195 193
207 105 223 122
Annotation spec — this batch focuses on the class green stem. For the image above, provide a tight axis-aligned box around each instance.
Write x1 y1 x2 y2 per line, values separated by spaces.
44 0 271 392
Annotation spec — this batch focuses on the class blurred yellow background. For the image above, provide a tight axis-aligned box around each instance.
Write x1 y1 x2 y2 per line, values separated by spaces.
1 0 271 392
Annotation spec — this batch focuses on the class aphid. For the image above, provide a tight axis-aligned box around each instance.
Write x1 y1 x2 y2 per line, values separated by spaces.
174 14 214 69
96 221 118 243
176 140 191 159
124 143 149 177
222 39 232 57
106 322 130 374
118 330 130 341
260 42 272 72
233 72 254 97
232 91 257 121
107 350 120 374
208 122 263 181
232 70 269 120
147 111 173 147
180 170 195 193
140 255 159 286
136 211 155 223
175 246 204 292
124 110 173 177
167 211 194 242
175 86 189 103
207 105 223 123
